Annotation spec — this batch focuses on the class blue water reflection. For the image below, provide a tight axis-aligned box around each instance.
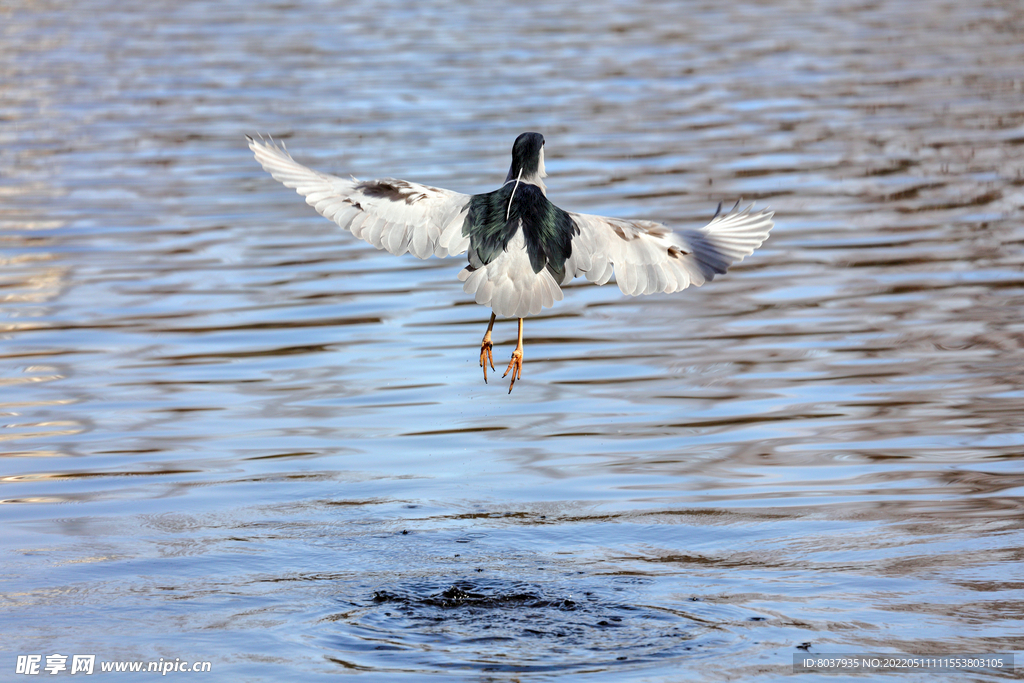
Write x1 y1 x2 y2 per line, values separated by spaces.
2 0 1023 680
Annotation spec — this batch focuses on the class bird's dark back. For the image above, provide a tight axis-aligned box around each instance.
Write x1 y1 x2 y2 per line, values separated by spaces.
463 183 579 283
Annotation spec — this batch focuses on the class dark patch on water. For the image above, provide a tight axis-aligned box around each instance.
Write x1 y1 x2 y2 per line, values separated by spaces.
321 578 711 674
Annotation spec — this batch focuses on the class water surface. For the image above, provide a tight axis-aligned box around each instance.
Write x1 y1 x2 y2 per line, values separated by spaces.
2 0 1023 680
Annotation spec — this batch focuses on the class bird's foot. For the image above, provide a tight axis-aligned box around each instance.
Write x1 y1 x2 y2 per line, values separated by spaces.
502 347 523 393
479 331 495 383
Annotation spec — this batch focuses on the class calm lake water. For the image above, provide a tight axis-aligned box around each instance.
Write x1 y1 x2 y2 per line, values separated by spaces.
3 0 1023 680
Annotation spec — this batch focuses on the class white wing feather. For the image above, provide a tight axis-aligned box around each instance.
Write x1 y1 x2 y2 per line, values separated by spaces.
568 203 774 295
248 136 471 259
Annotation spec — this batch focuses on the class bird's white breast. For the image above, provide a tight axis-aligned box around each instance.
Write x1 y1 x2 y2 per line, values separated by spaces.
458 224 564 319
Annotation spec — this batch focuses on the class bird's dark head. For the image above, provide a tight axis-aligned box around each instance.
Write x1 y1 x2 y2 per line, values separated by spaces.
506 132 547 190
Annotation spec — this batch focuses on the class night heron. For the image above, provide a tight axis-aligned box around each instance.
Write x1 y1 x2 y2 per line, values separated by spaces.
249 132 773 392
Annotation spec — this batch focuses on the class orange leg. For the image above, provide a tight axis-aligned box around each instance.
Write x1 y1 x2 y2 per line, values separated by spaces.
502 318 524 393
479 312 496 383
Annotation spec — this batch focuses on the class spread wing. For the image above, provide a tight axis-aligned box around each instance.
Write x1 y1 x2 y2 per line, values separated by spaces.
248 136 471 259
566 203 773 295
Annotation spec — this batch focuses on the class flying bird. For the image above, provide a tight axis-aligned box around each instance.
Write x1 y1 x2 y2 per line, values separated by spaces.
248 133 773 392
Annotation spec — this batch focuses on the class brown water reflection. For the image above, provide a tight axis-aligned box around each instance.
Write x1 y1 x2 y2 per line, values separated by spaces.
2 0 1024 679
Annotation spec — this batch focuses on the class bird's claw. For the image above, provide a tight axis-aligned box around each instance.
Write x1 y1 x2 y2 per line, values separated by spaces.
502 348 523 393
480 334 495 383
479 331 495 385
